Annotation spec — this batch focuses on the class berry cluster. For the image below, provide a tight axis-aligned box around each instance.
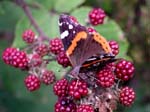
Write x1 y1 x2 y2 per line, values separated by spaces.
2 47 28 69
2 29 71 92
52 14 135 111
2 8 136 112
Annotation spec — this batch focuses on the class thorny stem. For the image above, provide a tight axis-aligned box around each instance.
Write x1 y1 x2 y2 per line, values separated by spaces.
43 58 56 62
15 0 49 41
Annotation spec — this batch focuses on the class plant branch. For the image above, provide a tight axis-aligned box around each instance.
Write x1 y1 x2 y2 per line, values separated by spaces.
15 0 49 41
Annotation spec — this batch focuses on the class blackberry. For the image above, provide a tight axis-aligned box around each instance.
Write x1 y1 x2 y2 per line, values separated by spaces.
69 80 88 99
119 87 135 106
22 29 35 44
24 74 41 91
35 44 49 57
89 8 106 25
109 40 119 56
2 47 28 69
115 60 135 81
41 70 55 85
55 97 76 112
77 104 94 112
97 68 115 88
57 51 71 67
49 38 64 55
53 78 69 97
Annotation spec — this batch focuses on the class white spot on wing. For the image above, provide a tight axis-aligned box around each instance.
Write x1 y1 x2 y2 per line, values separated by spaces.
61 30 69 39
69 24 73 29
58 21 63 26
86 57 97 61
100 55 104 59
73 31 75 34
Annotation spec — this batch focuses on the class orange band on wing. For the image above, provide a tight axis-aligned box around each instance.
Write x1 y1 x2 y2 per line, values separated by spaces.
66 31 87 56
82 58 110 68
93 33 111 53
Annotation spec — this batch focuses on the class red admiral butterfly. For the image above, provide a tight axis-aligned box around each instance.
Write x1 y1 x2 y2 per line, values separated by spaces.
59 14 115 73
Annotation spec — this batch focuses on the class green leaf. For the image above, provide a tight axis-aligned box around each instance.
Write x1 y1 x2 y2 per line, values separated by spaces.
26 0 57 10
55 0 85 12
47 61 70 79
0 1 23 31
0 40 56 112
71 7 92 25
13 8 57 48
48 13 59 37
95 20 129 58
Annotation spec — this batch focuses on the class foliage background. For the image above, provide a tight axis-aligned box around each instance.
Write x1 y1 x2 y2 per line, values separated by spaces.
0 0 149 112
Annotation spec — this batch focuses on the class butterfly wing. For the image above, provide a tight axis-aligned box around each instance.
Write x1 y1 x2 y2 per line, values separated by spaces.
59 14 113 68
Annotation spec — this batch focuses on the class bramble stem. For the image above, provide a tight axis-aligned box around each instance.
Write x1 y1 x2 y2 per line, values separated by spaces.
15 0 49 41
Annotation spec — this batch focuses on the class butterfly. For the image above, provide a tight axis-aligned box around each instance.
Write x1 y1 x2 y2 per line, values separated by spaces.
59 14 115 73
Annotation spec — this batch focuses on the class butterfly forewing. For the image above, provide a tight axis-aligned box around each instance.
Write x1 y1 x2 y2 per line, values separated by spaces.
59 14 114 69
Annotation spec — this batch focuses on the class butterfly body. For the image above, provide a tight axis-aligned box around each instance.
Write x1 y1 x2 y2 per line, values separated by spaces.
59 14 115 73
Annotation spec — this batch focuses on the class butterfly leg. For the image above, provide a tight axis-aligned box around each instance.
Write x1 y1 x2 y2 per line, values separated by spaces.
70 66 81 79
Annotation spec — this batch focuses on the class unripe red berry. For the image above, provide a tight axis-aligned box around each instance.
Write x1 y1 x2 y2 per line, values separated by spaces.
69 16 78 23
115 60 135 81
35 44 49 57
49 38 64 55
77 104 94 112
2 47 28 69
53 78 69 97
55 97 76 112
69 80 88 99
2 47 17 65
97 68 115 88
22 29 35 43
105 62 116 71
109 40 119 56
87 27 97 34
57 51 71 67
41 70 55 85
119 87 136 106
89 8 106 25
24 74 41 91
28 53 42 67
